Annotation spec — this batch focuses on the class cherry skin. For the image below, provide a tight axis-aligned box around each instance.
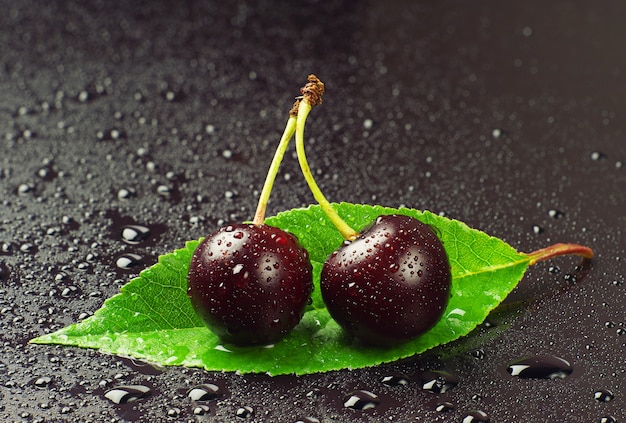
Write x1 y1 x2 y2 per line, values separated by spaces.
321 214 451 345
187 224 313 346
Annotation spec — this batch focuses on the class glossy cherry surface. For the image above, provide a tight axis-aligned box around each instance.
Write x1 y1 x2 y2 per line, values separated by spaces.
188 224 313 345
321 214 451 345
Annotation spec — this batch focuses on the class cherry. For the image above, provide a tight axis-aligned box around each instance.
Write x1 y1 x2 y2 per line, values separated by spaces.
188 223 312 345
292 79 451 345
321 214 451 345
187 76 323 346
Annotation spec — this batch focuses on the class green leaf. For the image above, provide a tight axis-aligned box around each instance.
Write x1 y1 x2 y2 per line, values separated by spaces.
31 203 534 375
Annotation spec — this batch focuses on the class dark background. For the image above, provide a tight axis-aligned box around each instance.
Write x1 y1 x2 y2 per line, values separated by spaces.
1 1 624 422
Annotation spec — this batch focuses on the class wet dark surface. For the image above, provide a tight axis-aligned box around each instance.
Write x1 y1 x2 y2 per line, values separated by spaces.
1 1 624 422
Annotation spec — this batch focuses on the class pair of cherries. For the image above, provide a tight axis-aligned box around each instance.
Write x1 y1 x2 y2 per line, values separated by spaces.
187 76 451 346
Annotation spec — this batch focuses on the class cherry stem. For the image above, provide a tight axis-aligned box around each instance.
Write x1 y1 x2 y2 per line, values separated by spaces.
252 116 297 226
525 243 594 265
295 96 359 241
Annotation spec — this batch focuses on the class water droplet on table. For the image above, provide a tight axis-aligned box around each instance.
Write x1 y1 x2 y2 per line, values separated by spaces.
342 390 380 410
435 401 455 412
117 188 137 200
590 151 607 161
462 409 490 422
381 373 410 386
33 376 52 388
17 183 35 196
120 225 151 244
115 253 143 270
420 370 459 393
193 404 210 415
506 355 573 379
547 209 565 219
0 262 9 281
235 405 254 418
104 384 151 404
167 407 181 417
593 389 614 402
187 383 221 401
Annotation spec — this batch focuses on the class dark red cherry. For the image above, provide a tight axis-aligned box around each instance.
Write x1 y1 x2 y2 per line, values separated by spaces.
187 224 313 346
321 214 451 345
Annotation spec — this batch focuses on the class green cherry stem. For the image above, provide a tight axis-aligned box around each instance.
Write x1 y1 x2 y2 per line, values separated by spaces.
525 243 594 265
295 96 359 241
252 115 297 226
